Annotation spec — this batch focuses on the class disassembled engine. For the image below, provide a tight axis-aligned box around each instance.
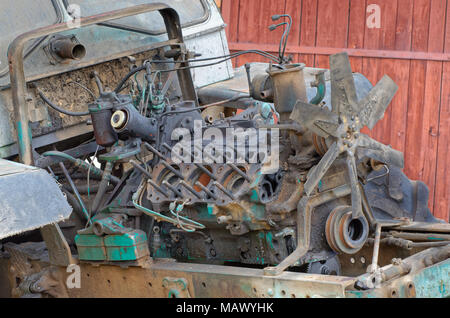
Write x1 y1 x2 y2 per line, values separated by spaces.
0 5 437 293
30 47 445 283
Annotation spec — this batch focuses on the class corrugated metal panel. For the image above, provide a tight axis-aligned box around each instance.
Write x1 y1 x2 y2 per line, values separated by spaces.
221 0 450 221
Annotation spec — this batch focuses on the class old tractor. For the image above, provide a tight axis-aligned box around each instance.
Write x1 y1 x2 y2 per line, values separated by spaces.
0 0 448 298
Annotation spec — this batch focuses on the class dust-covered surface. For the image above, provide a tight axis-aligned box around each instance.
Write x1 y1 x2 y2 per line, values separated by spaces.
29 49 166 137
0 159 72 240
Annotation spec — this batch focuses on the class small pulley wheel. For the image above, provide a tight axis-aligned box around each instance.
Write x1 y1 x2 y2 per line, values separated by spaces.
325 205 369 255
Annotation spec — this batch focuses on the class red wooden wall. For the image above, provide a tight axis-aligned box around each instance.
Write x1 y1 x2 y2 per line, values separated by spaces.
218 0 450 221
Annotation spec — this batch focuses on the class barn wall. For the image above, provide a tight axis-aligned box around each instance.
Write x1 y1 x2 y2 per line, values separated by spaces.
218 0 450 221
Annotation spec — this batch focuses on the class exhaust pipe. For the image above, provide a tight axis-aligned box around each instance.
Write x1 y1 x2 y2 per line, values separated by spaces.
51 37 86 60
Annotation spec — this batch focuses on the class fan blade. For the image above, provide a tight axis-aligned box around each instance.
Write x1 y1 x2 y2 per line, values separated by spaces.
357 75 398 130
304 141 340 196
290 101 340 138
346 152 363 219
357 134 404 168
330 52 358 117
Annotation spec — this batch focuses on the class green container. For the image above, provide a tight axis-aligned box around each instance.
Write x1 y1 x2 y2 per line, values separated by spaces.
75 230 149 262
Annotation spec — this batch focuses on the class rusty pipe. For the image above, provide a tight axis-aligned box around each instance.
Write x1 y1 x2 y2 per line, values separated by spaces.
51 38 86 60
8 3 194 165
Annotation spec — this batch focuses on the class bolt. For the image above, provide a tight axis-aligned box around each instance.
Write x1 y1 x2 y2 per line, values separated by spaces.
267 288 274 296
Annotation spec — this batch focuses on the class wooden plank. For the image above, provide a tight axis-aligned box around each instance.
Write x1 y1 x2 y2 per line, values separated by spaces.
221 0 240 67
435 62 450 221
235 0 286 66
404 0 432 204
389 0 414 153
420 0 447 214
235 0 257 66
362 0 398 145
434 0 450 221
315 0 350 68
348 0 367 73
395 0 414 51
221 0 236 41
299 0 318 67
227 42 450 61
284 0 303 64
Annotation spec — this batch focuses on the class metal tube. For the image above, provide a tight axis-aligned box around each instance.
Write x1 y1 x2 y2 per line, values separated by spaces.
180 181 202 199
162 180 181 197
389 231 450 242
51 38 86 60
91 162 113 213
195 181 217 200
59 162 91 224
130 160 167 196
162 143 217 181
371 224 382 271
213 181 235 200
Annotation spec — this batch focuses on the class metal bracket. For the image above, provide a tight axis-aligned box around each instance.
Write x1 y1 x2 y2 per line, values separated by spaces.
162 277 191 298
40 224 75 267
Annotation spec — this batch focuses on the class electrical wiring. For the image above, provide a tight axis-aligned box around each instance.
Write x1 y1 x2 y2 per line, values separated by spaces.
114 49 281 93
37 88 90 116
132 180 204 232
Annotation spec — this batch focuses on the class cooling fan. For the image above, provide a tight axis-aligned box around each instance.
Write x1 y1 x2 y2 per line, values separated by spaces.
290 52 404 219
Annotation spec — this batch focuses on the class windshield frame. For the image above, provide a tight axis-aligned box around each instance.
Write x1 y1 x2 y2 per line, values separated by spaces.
62 0 210 36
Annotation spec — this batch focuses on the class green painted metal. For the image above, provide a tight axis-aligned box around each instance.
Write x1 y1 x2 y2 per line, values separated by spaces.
346 258 450 298
75 217 150 262
309 71 326 105
414 259 450 298
75 231 149 261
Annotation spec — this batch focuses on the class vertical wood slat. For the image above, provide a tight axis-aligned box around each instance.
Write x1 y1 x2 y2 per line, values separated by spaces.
348 0 367 73
420 0 447 217
315 0 350 69
220 0 449 220
434 0 450 221
390 0 414 154
298 0 318 66
362 0 399 147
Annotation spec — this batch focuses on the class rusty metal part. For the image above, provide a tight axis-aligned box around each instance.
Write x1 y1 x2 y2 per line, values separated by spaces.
267 63 308 119
367 223 382 276
40 224 74 267
354 244 450 291
264 184 352 276
312 134 328 156
388 231 450 242
325 206 369 255
1 240 448 298
385 222 450 233
91 161 114 213
8 3 197 165
245 63 274 103
50 36 86 60
0 244 354 298
368 236 450 250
